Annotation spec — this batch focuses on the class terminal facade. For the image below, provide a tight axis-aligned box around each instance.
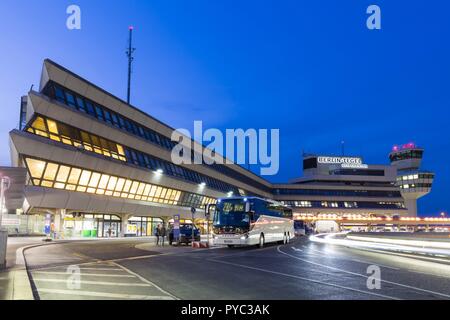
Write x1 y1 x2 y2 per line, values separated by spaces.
7 60 435 237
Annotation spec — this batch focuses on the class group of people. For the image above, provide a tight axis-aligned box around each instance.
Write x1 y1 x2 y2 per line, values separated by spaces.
155 223 166 246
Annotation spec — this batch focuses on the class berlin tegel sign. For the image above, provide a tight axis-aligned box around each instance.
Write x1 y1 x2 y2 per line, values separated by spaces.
317 156 368 169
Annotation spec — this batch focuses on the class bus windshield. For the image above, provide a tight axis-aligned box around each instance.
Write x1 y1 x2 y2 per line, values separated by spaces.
213 200 250 228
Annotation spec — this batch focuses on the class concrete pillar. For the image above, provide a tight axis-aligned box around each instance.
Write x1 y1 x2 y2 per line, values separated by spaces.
120 213 132 237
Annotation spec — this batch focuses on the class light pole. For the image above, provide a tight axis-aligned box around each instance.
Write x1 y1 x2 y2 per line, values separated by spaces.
440 212 446 218
191 207 196 246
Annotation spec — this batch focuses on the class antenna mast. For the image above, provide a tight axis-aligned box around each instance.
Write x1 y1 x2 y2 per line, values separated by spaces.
126 26 136 104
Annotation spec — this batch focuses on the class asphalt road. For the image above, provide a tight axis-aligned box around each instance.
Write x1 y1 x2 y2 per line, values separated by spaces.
21 237 450 300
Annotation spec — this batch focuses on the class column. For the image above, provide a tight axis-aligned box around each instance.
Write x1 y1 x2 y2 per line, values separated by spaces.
120 213 132 237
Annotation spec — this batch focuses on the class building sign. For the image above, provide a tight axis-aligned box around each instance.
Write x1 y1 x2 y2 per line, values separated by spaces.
318 156 368 169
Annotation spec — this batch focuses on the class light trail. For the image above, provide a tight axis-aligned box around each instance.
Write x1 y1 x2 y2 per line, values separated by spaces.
309 233 450 257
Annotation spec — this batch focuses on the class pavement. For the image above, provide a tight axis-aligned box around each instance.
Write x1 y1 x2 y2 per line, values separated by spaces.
0 236 43 300
2 235 450 300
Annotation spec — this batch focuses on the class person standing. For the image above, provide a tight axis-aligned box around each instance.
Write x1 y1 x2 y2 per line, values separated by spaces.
160 224 167 247
156 224 161 245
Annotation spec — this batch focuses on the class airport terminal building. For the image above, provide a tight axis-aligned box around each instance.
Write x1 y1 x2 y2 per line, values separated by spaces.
5 60 435 237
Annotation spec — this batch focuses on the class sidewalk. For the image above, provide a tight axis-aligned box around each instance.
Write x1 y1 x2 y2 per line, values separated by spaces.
0 237 41 300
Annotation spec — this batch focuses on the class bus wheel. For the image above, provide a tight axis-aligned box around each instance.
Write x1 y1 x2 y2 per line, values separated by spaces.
227 245 234 248
258 234 265 248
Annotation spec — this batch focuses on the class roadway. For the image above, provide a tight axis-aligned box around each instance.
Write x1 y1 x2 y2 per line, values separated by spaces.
19 236 450 300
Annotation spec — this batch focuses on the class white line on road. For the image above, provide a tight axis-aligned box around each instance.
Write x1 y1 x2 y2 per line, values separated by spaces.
277 246 450 299
111 262 179 300
291 247 303 252
76 268 123 271
33 278 152 287
208 258 399 300
32 271 135 278
37 288 175 300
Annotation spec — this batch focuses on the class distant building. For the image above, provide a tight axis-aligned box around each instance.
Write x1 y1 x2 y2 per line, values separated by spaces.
7 60 435 237
389 143 434 216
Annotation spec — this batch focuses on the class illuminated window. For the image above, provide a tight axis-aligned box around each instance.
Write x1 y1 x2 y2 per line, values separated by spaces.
79 170 92 186
46 119 59 134
32 117 47 132
143 184 151 196
148 185 157 198
136 183 145 196
129 181 139 195
117 144 125 156
23 157 208 209
154 187 162 198
43 163 59 181
67 168 81 185
115 178 126 192
88 172 101 188
98 174 110 190
41 180 53 188
56 165 71 183
106 176 117 191
122 180 132 193
26 158 46 179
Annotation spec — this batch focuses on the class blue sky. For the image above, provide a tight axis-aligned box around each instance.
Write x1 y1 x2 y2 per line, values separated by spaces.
0 1 449 215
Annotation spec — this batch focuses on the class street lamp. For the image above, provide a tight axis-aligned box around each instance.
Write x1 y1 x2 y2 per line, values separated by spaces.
440 212 446 218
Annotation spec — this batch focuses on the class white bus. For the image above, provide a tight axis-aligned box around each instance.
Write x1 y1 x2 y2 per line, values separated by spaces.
211 197 294 248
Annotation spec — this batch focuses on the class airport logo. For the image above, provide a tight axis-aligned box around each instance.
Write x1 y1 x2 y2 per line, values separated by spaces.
171 121 280 176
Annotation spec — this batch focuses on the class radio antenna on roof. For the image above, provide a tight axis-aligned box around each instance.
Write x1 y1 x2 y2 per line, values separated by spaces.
126 26 136 104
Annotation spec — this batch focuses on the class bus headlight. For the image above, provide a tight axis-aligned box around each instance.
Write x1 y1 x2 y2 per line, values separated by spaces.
240 234 248 240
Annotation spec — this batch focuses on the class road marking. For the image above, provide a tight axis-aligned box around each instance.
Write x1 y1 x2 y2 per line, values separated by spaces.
112 262 179 300
32 271 135 278
291 247 302 252
277 246 450 299
37 288 175 300
208 258 399 300
77 267 123 271
33 278 152 287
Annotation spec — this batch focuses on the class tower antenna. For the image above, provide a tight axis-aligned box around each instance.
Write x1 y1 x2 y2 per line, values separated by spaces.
126 26 136 104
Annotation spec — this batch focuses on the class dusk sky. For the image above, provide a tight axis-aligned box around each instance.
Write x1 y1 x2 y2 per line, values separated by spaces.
0 0 449 215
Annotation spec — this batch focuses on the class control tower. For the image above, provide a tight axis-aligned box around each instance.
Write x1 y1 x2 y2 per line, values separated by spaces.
389 143 434 216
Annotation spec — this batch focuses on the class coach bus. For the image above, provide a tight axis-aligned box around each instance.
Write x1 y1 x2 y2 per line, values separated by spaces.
211 197 294 248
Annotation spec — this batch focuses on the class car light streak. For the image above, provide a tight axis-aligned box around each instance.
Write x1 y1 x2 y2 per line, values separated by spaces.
309 233 450 257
